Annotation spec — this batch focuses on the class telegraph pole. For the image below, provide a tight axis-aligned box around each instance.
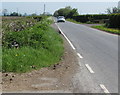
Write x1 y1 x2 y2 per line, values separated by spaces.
44 4 46 15
17 8 18 14
17 8 19 16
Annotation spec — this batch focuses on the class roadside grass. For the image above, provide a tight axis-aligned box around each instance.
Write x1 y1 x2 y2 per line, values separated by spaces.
66 18 99 24
2 17 64 73
91 25 120 35
67 18 120 35
66 18 82 24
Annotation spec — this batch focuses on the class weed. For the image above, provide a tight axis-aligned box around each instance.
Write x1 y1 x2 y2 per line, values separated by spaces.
92 25 120 35
2 17 64 73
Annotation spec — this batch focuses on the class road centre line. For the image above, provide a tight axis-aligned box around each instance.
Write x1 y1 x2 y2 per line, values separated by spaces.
77 53 83 59
100 84 110 93
55 23 76 50
85 64 95 74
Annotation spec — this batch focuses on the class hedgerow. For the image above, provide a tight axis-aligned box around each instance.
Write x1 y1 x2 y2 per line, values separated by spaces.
107 13 120 29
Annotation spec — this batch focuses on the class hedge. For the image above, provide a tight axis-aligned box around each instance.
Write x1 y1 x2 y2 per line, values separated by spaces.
72 14 109 23
72 14 120 29
107 14 120 29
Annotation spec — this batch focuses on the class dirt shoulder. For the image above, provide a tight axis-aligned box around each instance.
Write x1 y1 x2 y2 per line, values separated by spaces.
2 23 79 93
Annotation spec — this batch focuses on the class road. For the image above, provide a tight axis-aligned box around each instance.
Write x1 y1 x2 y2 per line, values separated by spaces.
55 20 118 93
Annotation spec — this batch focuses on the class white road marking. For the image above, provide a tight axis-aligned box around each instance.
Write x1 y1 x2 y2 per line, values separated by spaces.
55 23 76 50
100 84 110 93
85 64 95 73
55 19 111 94
77 53 83 59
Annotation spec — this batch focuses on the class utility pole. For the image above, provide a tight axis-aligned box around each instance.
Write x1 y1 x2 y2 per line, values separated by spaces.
17 8 18 13
43 4 46 15
17 8 19 16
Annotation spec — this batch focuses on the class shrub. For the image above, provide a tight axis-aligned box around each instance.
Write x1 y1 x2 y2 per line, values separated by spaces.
72 14 109 23
32 16 43 22
107 14 120 29
72 14 120 29
2 18 64 73
2 19 52 49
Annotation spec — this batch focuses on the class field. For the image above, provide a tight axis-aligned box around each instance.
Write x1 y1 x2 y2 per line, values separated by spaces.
2 16 64 73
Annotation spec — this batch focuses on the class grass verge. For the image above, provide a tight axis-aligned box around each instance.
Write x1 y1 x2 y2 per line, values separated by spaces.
2 18 64 73
66 19 82 24
91 25 120 35
67 18 119 35
66 18 100 24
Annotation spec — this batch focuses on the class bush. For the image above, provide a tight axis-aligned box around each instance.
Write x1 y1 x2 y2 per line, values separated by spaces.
107 14 120 29
72 14 109 23
32 16 43 22
72 14 120 29
3 19 55 49
2 17 64 73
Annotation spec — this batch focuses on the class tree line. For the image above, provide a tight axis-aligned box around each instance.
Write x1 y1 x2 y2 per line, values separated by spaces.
53 6 120 18
2 9 52 16
53 6 79 18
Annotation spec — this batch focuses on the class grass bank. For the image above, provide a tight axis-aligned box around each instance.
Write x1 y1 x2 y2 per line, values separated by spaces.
66 19 82 24
91 25 120 35
67 18 120 35
66 18 98 24
2 17 64 73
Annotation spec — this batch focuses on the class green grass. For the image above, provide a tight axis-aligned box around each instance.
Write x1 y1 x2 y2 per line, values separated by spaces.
67 18 120 35
91 25 120 35
66 18 99 24
2 18 64 73
66 18 82 24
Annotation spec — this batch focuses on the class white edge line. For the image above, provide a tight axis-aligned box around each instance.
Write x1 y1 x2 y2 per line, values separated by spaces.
55 23 76 50
85 64 95 73
77 53 83 59
56 19 110 94
100 84 110 93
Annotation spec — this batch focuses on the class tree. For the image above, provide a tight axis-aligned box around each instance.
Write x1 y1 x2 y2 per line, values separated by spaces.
54 11 59 17
2 9 8 16
67 8 79 18
23 13 27 16
53 6 79 18
31 13 37 16
106 7 120 14
10 12 19 16
106 8 112 14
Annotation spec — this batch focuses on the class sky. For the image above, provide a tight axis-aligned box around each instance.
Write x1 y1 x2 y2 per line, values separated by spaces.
1 2 119 15
1 0 120 2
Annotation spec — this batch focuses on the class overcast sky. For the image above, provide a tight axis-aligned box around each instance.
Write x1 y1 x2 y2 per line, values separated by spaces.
1 0 120 2
1 1 119 15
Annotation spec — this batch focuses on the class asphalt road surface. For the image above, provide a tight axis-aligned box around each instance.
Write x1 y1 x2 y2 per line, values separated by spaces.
55 19 118 93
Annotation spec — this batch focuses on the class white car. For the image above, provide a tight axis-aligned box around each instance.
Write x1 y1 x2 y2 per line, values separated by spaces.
57 16 65 22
